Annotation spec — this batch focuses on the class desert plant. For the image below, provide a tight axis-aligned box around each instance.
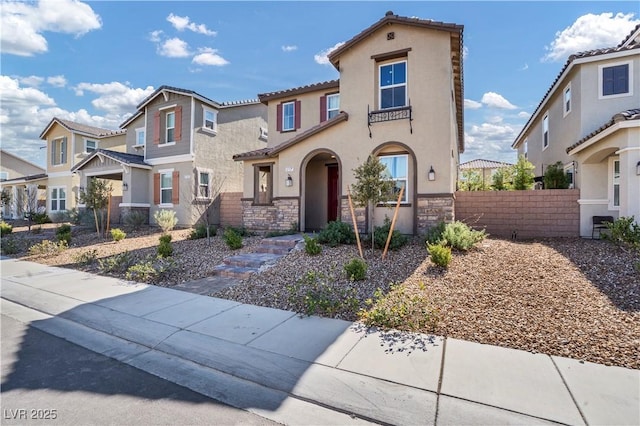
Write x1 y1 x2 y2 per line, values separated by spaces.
604 216 640 251
223 227 243 250
287 271 359 317
511 155 535 190
98 251 134 274
154 209 178 233
32 212 51 225
73 249 98 266
1 238 19 255
491 167 512 191
110 228 126 242
55 223 72 245
543 161 570 189
0 221 13 236
344 258 367 281
427 243 452 268
123 210 147 227
303 234 322 255
424 222 446 245
459 169 485 191
189 223 217 240
372 217 408 250
79 178 113 238
440 221 486 251
317 221 356 247
28 240 68 257
158 234 174 257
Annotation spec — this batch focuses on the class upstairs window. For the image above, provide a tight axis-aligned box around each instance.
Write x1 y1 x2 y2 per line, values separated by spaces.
135 127 145 146
327 94 340 119
379 154 408 203
51 137 67 166
85 139 97 154
166 111 175 143
0 171 8 181
154 106 182 145
379 61 407 109
277 100 301 132
602 64 629 96
203 108 217 132
563 84 571 116
542 113 549 150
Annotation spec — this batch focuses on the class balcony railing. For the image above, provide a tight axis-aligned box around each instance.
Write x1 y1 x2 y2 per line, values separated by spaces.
367 105 412 137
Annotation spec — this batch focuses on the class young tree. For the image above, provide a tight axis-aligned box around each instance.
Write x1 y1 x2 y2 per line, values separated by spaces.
350 155 395 253
459 169 483 191
186 174 225 244
79 178 112 238
511 155 535 190
543 161 569 189
491 167 512 191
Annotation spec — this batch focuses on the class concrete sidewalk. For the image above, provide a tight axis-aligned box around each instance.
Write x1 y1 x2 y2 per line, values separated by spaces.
1 257 638 425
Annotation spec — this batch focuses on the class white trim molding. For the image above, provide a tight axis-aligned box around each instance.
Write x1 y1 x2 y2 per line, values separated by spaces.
569 120 640 155
577 199 608 205
119 203 151 208
598 60 633 100
145 154 194 166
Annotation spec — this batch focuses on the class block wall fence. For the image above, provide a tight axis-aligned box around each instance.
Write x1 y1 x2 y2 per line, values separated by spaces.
219 192 243 228
455 189 580 239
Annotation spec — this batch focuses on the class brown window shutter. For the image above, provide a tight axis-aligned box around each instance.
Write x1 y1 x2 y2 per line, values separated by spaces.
174 106 182 142
153 173 160 204
295 100 301 129
153 111 160 144
320 96 327 122
172 171 180 204
276 103 282 132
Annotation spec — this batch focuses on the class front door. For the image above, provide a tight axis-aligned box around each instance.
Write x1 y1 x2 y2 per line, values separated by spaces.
327 165 339 222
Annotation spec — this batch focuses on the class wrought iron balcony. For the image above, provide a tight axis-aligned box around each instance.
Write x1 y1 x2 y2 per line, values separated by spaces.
367 105 413 137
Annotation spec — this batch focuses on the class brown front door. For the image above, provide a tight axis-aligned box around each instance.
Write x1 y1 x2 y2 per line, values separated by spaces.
327 165 339 222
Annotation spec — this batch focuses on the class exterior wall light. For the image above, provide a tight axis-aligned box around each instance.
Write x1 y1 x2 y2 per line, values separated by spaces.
428 166 436 181
637 161 640 176
285 174 293 187
122 182 129 191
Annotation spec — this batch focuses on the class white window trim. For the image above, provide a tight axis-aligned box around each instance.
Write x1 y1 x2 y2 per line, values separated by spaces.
52 137 67 166
563 83 571 117
259 127 268 141
379 60 408 110
524 138 528 159
379 153 409 204
134 127 145 147
202 108 218 134
282 101 295 131
84 138 98 154
195 167 213 200
563 162 575 189
327 93 340 119
0 171 8 180
159 168 174 206
50 186 67 212
608 157 620 210
165 111 175 144
598 60 633 100
542 113 549 151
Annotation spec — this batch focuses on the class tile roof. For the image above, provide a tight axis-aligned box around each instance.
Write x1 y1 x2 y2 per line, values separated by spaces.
513 26 640 148
258 80 339 103
71 149 149 172
40 117 125 139
566 108 640 154
459 159 514 169
136 85 220 110
219 99 261 107
1 173 48 184
233 112 349 161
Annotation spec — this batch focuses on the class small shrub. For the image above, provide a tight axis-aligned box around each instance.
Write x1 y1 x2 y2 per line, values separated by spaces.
1 238 19 255
223 228 243 250
110 228 126 242
265 222 299 238
303 235 322 255
225 225 251 237
154 209 178 233
0 221 12 236
28 240 68 257
159 234 172 244
287 271 359 318
543 161 570 189
424 222 446 245
440 221 486 251
427 243 452 268
604 216 640 251
344 258 367 281
73 249 98 266
56 224 72 245
189 223 217 239
317 221 356 247
126 256 175 282
123 210 147 227
158 234 174 258
359 284 440 332
32 213 51 225
372 217 408 250
98 251 133 274
76 210 96 228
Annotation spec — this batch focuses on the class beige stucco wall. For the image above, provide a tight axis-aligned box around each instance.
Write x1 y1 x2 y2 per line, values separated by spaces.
1 151 45 179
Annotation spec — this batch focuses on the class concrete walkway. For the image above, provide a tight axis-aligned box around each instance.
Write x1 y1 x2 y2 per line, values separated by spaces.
1 257 638 425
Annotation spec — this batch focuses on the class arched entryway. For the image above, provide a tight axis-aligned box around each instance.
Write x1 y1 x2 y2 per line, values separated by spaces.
301 150 341 232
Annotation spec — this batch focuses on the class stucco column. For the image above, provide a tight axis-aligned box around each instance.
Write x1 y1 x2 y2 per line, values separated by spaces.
11 186 18 218
618 146 640 221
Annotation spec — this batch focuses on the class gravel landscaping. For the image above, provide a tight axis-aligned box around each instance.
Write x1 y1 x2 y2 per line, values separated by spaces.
3 221 638 369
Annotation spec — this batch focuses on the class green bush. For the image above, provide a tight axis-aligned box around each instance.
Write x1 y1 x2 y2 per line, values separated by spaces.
344 258 367 281
317 221 356 247
73 249 98 266
28 240 68 257
359 283 440 332
1 238 19 255
372 217 408 250
32 213 51 225
0 221 12 236
123 210 147 227
98 251 133 274
287 271 359 317
440 221 486 251
110 228 126 242
189 223 217 239
303 235 322 255
159 234 172 244
126 256 176 282
424 222 446 245
158 234 173 258
543 161 570 189
55 224 72 245
153 209 178 233
265 222 299 238
427 243 452 268
604 216 640 251
223 228 243 250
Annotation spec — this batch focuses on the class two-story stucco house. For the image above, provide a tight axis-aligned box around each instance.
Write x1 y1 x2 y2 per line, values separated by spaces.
72 86 267 227
0 149 47 219
234 12 464 235
512 24 640 237
40 118 127 217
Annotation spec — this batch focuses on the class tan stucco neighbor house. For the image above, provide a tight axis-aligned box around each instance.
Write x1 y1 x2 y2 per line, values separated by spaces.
459 159 514 189
512 24 640 237
0 150 47 219
71 86 267 227
234 12 464 234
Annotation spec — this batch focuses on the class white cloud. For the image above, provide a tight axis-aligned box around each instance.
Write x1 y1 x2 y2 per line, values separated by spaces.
462 46 469 60
47 75 67 88
481 92 517 110
464 99 482 110
462 121 519 163
158 37 191 57
149 30 163 43
19 75 45 87
167 13 216 36
314 41 345 65
192 48 229 66
74 82 155 115
282 45 298 52
0 0 101 56
519 63 529 71
543 12 640 62
518 111 531 119
487 115 503 124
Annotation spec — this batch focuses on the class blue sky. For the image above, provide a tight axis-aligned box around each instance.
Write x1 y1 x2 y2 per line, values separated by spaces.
2 1 638 168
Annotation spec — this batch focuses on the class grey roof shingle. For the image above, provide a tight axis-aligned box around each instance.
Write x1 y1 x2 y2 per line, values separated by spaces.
258 80 339 103
40 117 125 139
566 108 640 153
71 149 149 172
459 159 514 170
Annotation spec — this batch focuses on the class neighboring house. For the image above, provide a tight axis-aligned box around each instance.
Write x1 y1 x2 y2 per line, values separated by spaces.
0 150 47 219
512 24 640 237
40 118 127 217
459 158 514 189
234 12 464 234
71 86 267 226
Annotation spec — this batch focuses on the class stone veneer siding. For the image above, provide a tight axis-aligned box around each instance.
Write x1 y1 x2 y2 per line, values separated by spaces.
416 194 455 234
242 197 299 231
340 197 367 234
